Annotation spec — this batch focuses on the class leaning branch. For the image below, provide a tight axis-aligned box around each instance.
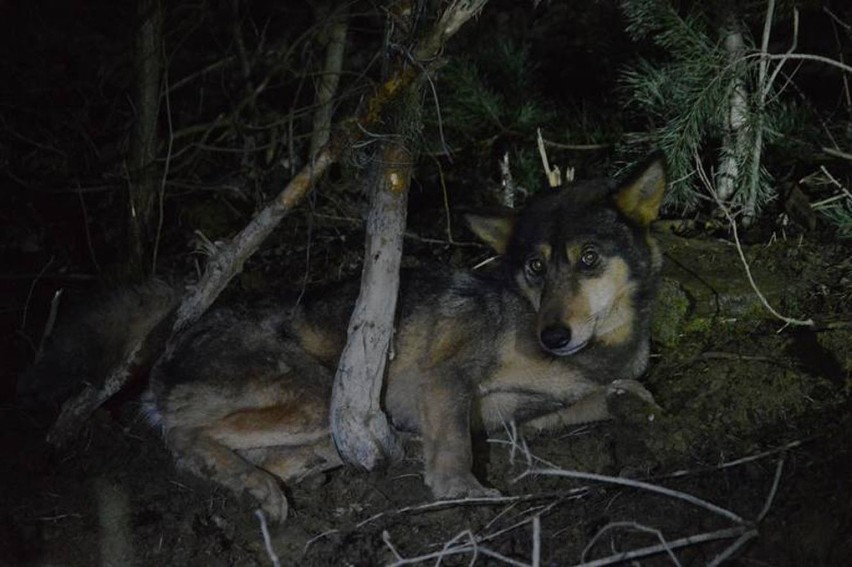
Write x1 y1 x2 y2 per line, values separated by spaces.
175 0 486 332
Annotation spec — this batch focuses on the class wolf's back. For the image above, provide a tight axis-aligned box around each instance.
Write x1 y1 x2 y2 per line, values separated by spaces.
19 280 182 409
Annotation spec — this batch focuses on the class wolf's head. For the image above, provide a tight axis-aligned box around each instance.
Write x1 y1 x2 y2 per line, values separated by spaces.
467 155 666 357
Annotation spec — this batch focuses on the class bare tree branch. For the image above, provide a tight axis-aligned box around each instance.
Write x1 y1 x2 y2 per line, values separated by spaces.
310 4 349 160
127 0 164 277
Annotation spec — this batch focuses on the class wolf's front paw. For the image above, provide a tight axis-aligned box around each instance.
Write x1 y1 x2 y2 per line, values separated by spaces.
427 472 501 500
243 469 289 523
606 379 661 424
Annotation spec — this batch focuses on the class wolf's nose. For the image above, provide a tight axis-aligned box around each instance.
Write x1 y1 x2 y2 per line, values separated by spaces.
540 325 572 350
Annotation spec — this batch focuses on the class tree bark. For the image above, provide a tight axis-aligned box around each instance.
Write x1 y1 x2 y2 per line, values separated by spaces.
327 0 421 471
127 0 163 278
330 140 412 469
310 5 349 161
716 18 749 208
744 0 778 227
330 0 489 470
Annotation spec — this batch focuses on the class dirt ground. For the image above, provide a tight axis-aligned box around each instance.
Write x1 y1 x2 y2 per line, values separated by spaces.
2 229 850 566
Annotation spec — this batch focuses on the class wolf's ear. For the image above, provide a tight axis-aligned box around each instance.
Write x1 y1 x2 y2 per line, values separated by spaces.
465 211 515 254
614 154 667 227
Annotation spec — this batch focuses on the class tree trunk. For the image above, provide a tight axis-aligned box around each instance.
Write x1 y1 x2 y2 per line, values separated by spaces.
127 0 163 278
329 139 412 469
330 0 489 470
310 4 349 161
745 0 779 227
716 19 749 208
327 0 420 471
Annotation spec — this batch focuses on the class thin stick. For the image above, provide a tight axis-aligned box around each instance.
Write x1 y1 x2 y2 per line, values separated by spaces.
763 7 799 96
442 530 479 566
430 155 455 242
742 0 779 222
822 146 852 162
536 128 561 188
152 41 174 276
540 137 610 151
757 458 785 523
658 439 803 480
20 256 54 335
694 153 814 328
77 186 101 275
516 468 746 525
388 539 530 567
812 193 849 209
530 515 541 567
303 529 340 554
309 5 349 160
823 6 851 31
751 51 852 75
582 521 680 566
707 530 759 567
478 496 583 546
36 289 64 358
489 435 563 471
819 165 852 199
482 501 522 533
254 510 281 567
381 530 403 561
355 494 538 529
574 526 754 567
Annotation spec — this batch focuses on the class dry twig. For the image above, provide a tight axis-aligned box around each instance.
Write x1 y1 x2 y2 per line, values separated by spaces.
254 510 281 567
694 152 814 328
516 468 746 525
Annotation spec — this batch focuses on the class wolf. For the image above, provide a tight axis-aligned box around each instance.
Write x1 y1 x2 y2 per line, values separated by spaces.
27 154 666 522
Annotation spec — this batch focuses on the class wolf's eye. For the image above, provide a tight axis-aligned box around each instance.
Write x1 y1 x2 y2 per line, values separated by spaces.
580 249 599 268
526 257 545 276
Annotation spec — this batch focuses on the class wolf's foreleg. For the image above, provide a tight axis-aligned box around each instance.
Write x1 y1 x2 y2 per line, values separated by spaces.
521 379 658 433
419 379 500 499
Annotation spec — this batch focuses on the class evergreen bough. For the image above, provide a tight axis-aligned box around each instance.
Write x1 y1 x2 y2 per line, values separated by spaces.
433 40 554 193
619 0 799 220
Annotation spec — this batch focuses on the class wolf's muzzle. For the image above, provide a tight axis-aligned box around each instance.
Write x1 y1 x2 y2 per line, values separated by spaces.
540 325 571 350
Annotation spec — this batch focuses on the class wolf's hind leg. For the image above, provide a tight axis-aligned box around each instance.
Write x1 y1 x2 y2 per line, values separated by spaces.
170 399 332 521
166 427 290 521
250 438 342 484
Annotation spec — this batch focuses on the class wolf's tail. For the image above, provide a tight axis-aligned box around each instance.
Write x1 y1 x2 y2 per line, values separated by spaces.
18 279 182 410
